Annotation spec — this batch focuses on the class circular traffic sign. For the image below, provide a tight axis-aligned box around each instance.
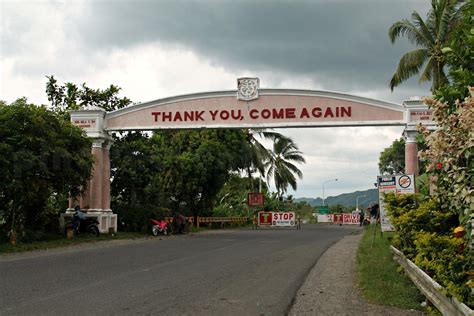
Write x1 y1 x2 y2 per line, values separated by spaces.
398 175 412 188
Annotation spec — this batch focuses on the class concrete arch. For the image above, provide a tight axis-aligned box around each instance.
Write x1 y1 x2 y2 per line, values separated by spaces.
105 89 407 131
68 83 435 233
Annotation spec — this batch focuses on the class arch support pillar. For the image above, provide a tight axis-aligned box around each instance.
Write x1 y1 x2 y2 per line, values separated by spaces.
402 97 437 177
404 129 419 176
402 97 437 193
63 107 116 233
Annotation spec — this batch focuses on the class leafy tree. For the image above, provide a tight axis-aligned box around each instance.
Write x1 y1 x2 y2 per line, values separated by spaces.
265 137 306 200
388 0 465 92
378 138 406 175
110 132 156 206
45 75 132 113
146 129 249 220
0 98 93 243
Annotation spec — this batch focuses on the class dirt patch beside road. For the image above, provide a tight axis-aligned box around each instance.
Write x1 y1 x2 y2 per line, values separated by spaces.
289 232 424 315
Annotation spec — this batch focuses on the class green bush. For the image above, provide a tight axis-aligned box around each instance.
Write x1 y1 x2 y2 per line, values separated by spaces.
414 232 472 306
385 194 458 257
384 192 472 307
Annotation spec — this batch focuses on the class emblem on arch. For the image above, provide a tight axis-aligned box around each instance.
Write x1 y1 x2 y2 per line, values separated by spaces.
237 77 259 101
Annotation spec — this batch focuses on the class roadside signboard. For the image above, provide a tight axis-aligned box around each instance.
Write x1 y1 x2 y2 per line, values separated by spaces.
343 213 359 225
272 212 295 227
378 174 415 232
317 214 332 223
248 193 264 206
258 211 296 227
320 213 360 225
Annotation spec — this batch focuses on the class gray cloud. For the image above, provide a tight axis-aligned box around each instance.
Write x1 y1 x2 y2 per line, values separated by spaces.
2 0 432 101
68 0 430 93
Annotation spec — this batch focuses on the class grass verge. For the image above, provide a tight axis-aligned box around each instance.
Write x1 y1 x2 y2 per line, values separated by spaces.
0 231 147 254
356 223 425 311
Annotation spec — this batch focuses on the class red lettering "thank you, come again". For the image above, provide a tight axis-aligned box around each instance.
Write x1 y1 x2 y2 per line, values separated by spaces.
150 106 351 123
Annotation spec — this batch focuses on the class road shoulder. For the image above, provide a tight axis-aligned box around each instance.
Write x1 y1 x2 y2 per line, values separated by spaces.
289 231 423 315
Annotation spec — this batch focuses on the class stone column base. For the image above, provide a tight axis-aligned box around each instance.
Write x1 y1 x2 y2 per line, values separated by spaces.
61 209 117 234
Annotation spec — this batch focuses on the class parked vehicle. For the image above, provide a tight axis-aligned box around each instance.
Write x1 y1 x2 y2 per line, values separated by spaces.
65 209 100 237
150 219 168 236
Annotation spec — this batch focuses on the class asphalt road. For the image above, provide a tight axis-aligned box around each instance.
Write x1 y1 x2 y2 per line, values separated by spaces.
0 224 359 315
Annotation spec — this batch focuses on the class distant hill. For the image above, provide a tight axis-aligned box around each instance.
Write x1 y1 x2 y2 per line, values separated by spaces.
295 188 378 209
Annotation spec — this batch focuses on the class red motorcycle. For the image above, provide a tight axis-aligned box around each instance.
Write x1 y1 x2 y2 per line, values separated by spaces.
150 219 168 236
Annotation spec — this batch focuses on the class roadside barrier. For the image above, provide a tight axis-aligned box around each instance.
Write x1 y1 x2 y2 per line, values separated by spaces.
163 216 248 229
196 216 248 228
391 246 473 315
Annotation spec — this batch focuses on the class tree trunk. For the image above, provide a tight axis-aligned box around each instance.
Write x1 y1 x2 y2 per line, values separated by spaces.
9 203 17 246
247 166 254 191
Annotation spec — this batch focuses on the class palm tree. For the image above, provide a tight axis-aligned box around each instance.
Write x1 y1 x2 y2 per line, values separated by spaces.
243 128 288 190
265 137 306 200
388 0 464 93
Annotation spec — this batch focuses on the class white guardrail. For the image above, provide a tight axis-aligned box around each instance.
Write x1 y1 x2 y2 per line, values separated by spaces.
391 246 473 316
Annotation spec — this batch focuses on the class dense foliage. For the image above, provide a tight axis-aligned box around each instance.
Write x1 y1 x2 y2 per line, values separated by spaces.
109 128 252 229
420 93 474 227
0 98 93 243
385 193 471 306
150 129 250 218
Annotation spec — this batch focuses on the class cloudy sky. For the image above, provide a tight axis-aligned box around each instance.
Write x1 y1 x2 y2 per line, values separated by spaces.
1 0 432 200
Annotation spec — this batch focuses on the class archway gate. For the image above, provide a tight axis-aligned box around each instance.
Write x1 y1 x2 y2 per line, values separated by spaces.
68 79 435 232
